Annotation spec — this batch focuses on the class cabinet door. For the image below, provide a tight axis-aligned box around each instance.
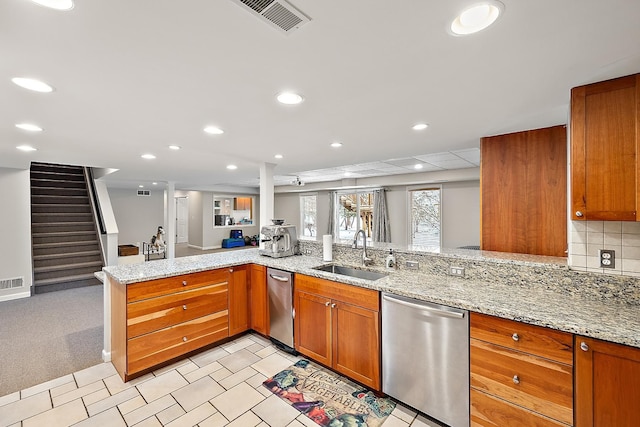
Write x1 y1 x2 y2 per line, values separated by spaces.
294 290 332 367
249 264 268 335
229 266 249 336
571 74 639 221
332 300 381 390
575 336 640 426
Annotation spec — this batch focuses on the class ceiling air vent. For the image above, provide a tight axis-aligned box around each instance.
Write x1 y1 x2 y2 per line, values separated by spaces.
137 190 151 196
0 277 23 290
230 0 310 34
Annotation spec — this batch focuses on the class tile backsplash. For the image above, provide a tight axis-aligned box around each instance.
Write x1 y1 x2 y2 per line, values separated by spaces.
569 220 640 277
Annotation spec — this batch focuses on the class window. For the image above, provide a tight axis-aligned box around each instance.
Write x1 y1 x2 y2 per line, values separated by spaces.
336 191 374 241
410 188 441 246
300 194 317 239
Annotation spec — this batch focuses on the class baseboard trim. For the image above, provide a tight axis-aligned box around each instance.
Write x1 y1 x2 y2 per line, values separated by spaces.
102 349 111 363
187 244 221 250
0 290 31 302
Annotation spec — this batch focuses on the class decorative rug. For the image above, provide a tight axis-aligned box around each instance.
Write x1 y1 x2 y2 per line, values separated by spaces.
263 359 396 427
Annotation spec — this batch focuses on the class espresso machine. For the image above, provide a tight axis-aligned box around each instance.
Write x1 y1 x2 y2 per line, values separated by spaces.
259 222 298 258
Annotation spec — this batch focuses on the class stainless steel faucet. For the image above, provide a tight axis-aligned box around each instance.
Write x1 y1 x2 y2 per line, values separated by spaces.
352 229 372 266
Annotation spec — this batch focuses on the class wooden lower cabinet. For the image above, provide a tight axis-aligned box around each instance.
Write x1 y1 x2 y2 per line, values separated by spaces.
470 313 573 426
249 264 268 336
575 336 640 426
294 274 381 390
228 265 249 336
111 268 231 381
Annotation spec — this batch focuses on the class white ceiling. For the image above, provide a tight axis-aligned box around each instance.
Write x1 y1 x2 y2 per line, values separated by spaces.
2 0 640 190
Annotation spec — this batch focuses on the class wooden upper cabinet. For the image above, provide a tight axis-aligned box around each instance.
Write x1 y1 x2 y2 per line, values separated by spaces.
571 73 640 221
481 125 567 256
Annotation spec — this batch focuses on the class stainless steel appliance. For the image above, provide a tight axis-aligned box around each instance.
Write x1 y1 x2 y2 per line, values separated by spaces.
267 268 296 353
259 224 298 258
382 293 469 427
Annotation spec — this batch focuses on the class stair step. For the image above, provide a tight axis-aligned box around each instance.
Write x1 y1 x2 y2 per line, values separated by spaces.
31 204 92 214
31 186 88 195
33 240 99 249
31 221 94 227
33 250 101 261
31 213 93 222
34 260 103 274
33 273 101 287
30 178 87 189
32 230 95 238
31 195 89 205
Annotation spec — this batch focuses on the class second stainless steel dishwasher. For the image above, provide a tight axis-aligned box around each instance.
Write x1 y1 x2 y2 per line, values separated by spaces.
267 267 296 353
382 293 469 427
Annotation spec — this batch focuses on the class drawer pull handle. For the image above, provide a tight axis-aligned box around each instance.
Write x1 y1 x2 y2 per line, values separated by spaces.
513 375 520 385
331 303 336 309
229 268 233 273
182 281 187 286
575 211 583 217
580 342 589 352
325 301 330 307
183 336 188 342
512 333 519 342
183 305 187 310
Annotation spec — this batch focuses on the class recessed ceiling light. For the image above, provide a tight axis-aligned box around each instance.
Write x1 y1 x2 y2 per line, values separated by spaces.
274 154 283 159
412 123 429 131
204 126 224 135
169 145 181 150
330 142 343 148
141 154 156 160
152 182 158 185
344 171 353 177
138 185 144 188
226 164 238 170
11 77 54 93
16 145 37 152
450 1 504 35
414 164 424 170
16 123 43 132
30 0 74 10
277 92 304 105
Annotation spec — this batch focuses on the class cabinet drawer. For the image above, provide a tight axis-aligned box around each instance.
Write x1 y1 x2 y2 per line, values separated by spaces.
127 282 228 338
127 269 230 303
471 313 573 364
471 389 569 427
127 311 229 374
471 339 573 425
295 274 379 311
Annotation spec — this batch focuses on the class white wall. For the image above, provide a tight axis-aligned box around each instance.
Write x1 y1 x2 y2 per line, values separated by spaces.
0 168 33 301
108 188 164 247
187 191 204 247
441 181 480 248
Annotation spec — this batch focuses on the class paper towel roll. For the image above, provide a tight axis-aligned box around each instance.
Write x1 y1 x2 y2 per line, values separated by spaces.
323 234 333 261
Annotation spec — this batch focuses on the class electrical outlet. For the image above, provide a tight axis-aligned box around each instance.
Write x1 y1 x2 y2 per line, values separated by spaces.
450 266 465 277
406 261 419 270
599 249 615 268
303 249 312 255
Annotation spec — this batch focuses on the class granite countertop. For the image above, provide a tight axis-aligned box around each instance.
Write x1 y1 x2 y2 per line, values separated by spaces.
103 248 640 349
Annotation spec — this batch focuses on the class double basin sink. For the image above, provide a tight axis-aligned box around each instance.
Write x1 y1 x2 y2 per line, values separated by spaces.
312 264 388 281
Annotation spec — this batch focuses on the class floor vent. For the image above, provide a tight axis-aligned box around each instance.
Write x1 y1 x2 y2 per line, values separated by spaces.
0 277 23 290
230 0 310 34
137 190 151 196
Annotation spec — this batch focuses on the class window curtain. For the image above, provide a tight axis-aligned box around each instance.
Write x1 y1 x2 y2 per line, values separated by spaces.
327 191 337 236
373 189 391 242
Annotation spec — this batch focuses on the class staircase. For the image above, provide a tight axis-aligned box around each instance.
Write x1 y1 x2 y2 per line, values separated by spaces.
30 162 104 294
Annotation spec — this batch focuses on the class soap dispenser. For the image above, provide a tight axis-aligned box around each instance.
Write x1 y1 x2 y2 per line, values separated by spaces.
385 249 396 269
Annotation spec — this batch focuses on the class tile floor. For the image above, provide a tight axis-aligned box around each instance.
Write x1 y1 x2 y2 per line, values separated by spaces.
0 334 439 427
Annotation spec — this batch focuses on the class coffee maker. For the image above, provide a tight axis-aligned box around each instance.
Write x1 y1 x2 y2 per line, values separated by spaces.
259 223 298 258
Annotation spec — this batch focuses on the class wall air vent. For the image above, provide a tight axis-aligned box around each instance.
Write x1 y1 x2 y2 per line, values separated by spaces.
0 277 23 290
137 190 151 196
229 0 310 34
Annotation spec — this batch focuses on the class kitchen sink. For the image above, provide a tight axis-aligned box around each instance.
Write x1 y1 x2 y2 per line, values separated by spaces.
312 264 388 281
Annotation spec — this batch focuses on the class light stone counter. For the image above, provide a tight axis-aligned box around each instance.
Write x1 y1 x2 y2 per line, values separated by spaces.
103 246 640 353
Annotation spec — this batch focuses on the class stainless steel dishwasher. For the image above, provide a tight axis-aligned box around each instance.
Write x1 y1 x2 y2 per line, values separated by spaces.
382 293 469 427
267 268 296 353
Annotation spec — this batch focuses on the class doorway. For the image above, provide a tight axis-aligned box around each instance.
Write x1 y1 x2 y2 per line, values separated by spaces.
175 197 189 244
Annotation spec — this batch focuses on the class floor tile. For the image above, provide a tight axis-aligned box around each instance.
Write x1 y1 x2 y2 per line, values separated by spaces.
252 394 300 427
72 407 127 427
103 372 154 396
198 411 229 427
225 410 262 427
132 416 162 427
183 361 224 383
137 370 188 403
222 337 255 354
380 415 410 427
245 372 268 389
258 422 270 427
391 404 417 424
123 394 177 426
245 343 265 354
172 376 225 412
23 398 87 427
82 387 111 407
86 386 140 417
0 392 19 408
218 349 260 373
20 374 74 399
295 413 319 427
210 366 233 382
254 346 277 359
410 415 442 427
52 380 105 407
287 420 306 427
190 347 230 368
165 402 217 427
251 353 294 377
117 395 147 415
50 381 78 398
74 363 117 388
210 382 265 421
156 403 186 425
176 360 200 376
219 366 259 390
247 334 272 346
0 391 51 427
153 358 194 377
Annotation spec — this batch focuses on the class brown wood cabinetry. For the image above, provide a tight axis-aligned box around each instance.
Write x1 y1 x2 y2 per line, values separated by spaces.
481 125 567 256
249 264 269 336
570 73 640 221
470 313 573 426
294 274 381 390
228 265 249 336
111 269 230 381
574 336 640 426
234 197 252 211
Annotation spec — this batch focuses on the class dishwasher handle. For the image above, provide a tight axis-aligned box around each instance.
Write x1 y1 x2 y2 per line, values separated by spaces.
383 293 466 319
269 274 290 282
